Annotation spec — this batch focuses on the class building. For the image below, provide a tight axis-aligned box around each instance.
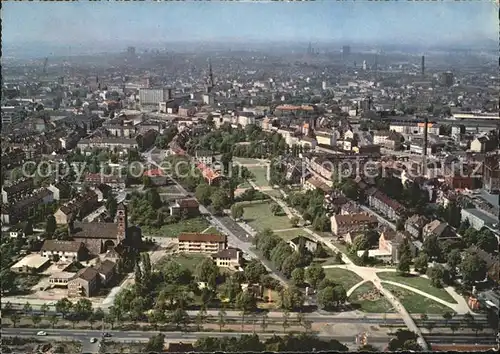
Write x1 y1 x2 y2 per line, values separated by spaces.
440 71 454 87
288 236 318 253
470 136 497 153
70 203 141 255
366 188 407 221
404 214 430 240
1 178 34 203
96 259 116 286
178 233 227 253
143 169 167 186
331 213 378 236
467 246 499 283
422 220 457 240
460 208 499 231
139 88 172 109
211 248 242 269
483 154 500 193
77 137 139 151
195 150 215 165
67 267 100 297
54 190 99 225
303 177 332 194
341 45 350 58
1 188 54 225
389 122 440 135
41 240 86 262
169 198 200 218
10 254 51 273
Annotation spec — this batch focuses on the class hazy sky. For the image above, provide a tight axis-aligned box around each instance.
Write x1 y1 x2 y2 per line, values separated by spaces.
2 1 498 46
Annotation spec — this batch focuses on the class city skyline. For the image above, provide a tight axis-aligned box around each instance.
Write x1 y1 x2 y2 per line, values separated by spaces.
2 1 498 50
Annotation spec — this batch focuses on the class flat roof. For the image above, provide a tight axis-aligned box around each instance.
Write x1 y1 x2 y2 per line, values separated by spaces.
49 272 75 280
11 254 50 270
462 208 499 224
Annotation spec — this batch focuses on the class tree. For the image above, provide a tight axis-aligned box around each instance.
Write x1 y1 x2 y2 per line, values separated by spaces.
32 314 42 328
9 312 20 328
473 321 484 337
195 184 212 206
290 216 300 227
317 286 338 311
195 258 219 290
477 229 498 254
462 312 474 330
195 307 208 331
40 303 49 317
244 259 267 284
23 219 34 236
442 311 453 327
305 264 325 289
170 308 190 330
426 265 445 288
23 301 33 315
260 313 269 332
74 298 93 320
446 249 462 277
270 203 282 216
450 321 459 334
145 334 165 353
231 204 244 220
105 194 118 218
211 189 229 214
236 291 257 313
278 286 305 311
459 251 487 286
291 268 305 287
217 308 227 332
142 175 152 189
425 321 435 334
463 228 479 247
413 253 429 274
46 215 57 236
358 344 378 352
282 310 290 332
423 235 442 262
397 242 412 275
48 314 59 329
352 234 370 251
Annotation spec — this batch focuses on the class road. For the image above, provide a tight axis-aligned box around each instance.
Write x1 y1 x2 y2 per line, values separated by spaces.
2 328 495 346
144 150 291 286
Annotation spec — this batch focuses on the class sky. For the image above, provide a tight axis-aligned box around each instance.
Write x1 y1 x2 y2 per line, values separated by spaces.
2 1 498 49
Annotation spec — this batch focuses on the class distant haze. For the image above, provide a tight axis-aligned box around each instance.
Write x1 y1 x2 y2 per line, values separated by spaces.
2 1 498 57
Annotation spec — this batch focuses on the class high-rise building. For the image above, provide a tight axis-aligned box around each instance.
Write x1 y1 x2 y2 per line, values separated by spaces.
321 81 327 90
342 45 351 59
362 60 367 71
127 46 136 56
440 71 454 87
205 59 215 94
139 88 172 110
421 56 425 76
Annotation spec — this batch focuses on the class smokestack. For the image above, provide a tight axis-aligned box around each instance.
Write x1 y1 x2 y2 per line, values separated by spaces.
421 56 425 76
423 116 428 176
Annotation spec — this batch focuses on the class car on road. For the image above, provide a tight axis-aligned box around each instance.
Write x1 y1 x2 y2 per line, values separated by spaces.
90 338 98 343
37 331 47 336
102 332 112 337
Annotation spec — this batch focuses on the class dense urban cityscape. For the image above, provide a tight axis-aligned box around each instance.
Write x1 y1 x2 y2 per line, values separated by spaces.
1 2 499 353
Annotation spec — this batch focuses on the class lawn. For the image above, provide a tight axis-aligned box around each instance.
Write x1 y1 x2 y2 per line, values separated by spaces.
166 253 209 272
247 166 270 187
323 268 363 291
273 228 307 240
233 157 265 165
348 282 396 313
383 283 454 314
377 272 457 303
240 201 290 232
155 185 184 194
202 226 222 235
141 217 211 237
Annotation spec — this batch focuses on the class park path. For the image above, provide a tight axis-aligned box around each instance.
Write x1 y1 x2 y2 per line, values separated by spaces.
273 228 301 233
262 190 429 350
374 268 472 313
346 280 370 297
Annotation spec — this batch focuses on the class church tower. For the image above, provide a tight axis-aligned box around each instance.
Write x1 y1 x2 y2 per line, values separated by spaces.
205 58 214 94
116 203 127 244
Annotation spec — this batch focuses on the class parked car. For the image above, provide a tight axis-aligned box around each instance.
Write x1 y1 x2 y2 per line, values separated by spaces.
90 338 97 343
37 331 47 336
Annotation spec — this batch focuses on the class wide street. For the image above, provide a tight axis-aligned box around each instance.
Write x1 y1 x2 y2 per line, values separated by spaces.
2 328 496 346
